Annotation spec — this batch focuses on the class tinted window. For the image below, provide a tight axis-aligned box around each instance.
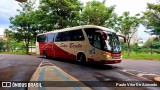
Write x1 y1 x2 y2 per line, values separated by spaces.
37 35 47 42
55 32 65 42
55 29 84 42
47 33 54 42
70 30 84 41
85 28 105 50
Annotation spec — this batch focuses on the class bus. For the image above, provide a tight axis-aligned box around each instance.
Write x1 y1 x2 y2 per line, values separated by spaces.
36 25 126 64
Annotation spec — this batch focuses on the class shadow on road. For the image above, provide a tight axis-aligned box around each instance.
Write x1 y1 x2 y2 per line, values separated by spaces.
38 56 120 70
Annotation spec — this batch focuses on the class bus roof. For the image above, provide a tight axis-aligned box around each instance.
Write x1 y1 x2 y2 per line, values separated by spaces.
37 25 115 35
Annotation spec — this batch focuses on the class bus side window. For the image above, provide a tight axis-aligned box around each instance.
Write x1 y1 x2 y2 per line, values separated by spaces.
84 28 104 50
93 33 101 49
55 32 65 42
64 31 71 41
55 30 84 42
37 35 47 42
53 33 58 42
55 32 61 42
47 33 55 42
70 30 84 41
87 35 93 45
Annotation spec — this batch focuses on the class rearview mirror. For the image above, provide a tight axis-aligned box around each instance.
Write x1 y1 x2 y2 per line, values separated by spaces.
118 35 126 43
97 30 107 40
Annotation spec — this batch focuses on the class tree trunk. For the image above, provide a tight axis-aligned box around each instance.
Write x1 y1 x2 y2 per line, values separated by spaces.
127 42 130 56
25 25 30 54
25 34 30 54
26 42 29 54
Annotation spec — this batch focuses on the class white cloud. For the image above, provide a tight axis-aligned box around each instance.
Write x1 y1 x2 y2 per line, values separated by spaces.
0 0 20 16
0 0 40 35
0 0 21 35
81 0 156 16
106 0 157 16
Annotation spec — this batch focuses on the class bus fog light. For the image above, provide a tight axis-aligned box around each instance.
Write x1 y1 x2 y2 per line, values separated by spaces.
103 52 111 56
106 55 111 58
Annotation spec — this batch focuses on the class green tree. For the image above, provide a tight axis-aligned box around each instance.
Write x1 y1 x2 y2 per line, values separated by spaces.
38 0 82 30
9 0 37 54
0 39 5 52
4 28 26 52
142 1 160 38
143 39 160 54
81 0 115 26
4 29 13 52
115 12 140 56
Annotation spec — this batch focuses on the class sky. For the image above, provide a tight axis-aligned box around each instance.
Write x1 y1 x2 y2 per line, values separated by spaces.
0 0 20 35
0 0 157 40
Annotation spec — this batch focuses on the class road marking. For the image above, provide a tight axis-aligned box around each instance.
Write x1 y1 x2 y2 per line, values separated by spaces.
40 59 54 66
121 69 127 72
137 73 158 77
38 60 45 67
119 69 153 81
52 68 81 90
39 68 45 81
39 68 46 90
128 69 160 76
29 59 92 90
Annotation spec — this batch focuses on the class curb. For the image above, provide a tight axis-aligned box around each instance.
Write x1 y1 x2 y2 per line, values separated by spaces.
28 59 92 90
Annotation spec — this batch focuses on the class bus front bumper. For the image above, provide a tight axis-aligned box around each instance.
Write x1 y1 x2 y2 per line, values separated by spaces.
91 59 122 64
105 59 122 64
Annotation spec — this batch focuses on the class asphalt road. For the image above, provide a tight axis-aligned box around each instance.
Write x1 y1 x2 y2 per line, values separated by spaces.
0 54 43 90
0 54 160 90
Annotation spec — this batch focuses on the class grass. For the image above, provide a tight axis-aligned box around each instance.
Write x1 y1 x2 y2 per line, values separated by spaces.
0 52 26 55
123 52 160 60
0 52 36 55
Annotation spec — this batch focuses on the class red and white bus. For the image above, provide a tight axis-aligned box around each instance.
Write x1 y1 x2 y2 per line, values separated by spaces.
36 25 126 64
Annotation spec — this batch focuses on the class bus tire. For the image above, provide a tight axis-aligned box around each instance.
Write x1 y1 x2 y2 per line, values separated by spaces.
43 51 48 59
77 53 86 64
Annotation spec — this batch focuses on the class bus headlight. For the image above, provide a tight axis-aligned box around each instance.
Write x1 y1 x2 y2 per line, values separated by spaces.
102 52 111 58
106 55 111 58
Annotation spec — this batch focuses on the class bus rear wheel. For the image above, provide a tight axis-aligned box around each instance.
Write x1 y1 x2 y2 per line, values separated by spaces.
43 51 48 59
77 53 86 64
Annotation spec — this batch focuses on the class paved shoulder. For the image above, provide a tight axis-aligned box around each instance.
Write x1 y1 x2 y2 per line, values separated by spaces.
29 59 91 90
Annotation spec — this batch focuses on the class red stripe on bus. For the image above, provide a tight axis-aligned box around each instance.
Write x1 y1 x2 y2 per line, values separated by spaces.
53 43 76 60
39 42 76 60
111 53 121 57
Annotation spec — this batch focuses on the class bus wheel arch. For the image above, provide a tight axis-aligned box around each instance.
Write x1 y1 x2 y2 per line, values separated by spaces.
77 52 86 63
43 50 48 59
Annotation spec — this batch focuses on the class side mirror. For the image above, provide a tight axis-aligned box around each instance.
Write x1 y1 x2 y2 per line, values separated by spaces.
98 31 107 40
102 32 107 40
118 35 126 43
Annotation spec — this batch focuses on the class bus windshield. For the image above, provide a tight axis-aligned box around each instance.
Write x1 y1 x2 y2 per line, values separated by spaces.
85 28 121 53
104 32 121 53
